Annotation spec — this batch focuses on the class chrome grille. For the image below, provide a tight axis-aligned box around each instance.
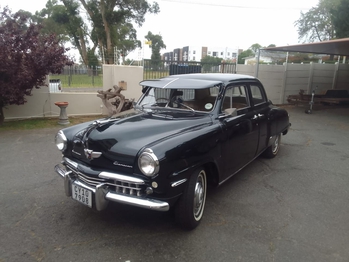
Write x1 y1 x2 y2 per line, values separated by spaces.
115 181 143 196
65 162 145 197
77 171 109 186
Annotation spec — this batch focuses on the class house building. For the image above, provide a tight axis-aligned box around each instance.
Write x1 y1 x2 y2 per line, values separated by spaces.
206 47 238 62
162 46 239 62
243 50 286 65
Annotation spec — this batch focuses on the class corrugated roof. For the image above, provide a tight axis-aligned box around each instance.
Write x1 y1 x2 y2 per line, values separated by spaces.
263 38 349 56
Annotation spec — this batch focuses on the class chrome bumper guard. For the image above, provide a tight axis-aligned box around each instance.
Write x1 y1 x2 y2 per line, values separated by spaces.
54 164 169 212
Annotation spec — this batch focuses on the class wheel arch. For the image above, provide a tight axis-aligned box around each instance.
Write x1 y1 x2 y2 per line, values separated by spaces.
202 161 220 187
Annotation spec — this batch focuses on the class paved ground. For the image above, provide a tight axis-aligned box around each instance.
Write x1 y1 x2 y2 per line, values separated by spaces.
1 105 348 262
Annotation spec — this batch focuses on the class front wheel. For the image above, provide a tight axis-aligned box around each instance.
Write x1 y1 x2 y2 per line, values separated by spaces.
262 134 281 158
175 168 207 230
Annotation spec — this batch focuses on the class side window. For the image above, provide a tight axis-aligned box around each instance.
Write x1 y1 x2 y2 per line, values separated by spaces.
222 85 249 112
250 85 266 105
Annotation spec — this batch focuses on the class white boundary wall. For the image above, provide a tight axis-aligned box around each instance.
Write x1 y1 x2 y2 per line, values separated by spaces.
4 65 143 120
3 63 349 120
237 63 349 104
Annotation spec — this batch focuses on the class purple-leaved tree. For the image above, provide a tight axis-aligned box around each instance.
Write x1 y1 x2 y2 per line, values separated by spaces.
0 7 71 124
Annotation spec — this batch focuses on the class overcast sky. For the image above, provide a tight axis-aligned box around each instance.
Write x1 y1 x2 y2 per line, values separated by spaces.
1 0 319 54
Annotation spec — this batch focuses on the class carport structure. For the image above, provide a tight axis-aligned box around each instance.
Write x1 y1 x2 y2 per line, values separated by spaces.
263 37 349 58
254 38 349 102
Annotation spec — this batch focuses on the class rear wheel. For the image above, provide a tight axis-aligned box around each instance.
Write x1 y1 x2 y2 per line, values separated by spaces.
262 134 281 158
175 168 207 230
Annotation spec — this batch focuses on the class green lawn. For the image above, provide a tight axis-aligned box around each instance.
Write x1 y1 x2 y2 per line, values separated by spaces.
50 74 103 88
143 70 169 80
49 70 172 89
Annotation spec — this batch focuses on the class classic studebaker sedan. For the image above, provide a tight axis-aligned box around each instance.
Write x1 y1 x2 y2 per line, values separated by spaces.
54 73 290 229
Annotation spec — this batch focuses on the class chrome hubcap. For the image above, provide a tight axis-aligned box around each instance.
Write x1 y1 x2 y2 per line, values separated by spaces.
193 171 206 220
272 135 280 154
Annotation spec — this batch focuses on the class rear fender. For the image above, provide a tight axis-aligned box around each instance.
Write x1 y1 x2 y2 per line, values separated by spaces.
268 107 290 137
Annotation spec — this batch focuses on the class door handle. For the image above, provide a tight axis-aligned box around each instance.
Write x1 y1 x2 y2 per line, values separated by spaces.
252 114 264 120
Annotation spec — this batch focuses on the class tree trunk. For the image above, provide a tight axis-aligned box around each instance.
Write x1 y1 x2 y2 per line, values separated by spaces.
79 28 89 65
100 0 114 64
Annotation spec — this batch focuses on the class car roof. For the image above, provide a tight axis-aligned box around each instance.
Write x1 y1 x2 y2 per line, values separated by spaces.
140 73 258 89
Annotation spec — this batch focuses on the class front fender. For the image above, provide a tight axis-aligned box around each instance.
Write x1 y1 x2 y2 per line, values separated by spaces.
140 123 222 200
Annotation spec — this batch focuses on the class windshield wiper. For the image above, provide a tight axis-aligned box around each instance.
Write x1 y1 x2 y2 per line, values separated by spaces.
136 103 200 116
135 103 153 114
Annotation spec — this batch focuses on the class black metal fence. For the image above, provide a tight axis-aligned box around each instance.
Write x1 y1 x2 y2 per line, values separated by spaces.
51 61 236 88
50 66 103 87
143 59 236 80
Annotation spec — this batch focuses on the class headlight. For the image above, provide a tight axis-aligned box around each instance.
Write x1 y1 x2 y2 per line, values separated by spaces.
138 148 159 177
55 130 67 151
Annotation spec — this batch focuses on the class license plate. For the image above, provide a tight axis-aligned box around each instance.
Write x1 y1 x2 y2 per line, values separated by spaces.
72 184 92 208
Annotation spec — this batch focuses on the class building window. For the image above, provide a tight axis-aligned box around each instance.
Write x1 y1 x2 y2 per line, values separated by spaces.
193 50 196 54
213 52 218 57
221 52 223 55
193 56 196 61
208 51 211 55
227 52 230 56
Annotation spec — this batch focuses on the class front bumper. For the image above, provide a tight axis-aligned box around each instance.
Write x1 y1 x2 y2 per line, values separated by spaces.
54 162 169 212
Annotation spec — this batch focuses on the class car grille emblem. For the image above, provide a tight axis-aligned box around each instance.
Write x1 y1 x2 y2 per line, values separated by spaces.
84 149 102 160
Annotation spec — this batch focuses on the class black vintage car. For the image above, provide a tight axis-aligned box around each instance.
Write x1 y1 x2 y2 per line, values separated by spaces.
54 73 290 229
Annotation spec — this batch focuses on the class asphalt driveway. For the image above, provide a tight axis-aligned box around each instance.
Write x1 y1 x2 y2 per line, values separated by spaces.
1 105 348 262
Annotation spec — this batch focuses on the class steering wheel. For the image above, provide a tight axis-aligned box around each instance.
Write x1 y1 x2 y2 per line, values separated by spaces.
173 99 195 112
156 97 170 102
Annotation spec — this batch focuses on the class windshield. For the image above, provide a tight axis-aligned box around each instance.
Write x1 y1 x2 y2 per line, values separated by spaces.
137 86 220 113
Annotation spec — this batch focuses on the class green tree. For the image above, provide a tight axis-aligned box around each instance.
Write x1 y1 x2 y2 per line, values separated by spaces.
32 0 69 43
295 0 340 42
79 0 159 64
201 55 222 72
249 43 262 53
331 0 349 38
238 49 254 64
116 23 141 64
33 0 91 65
145 31 166 70
0 7 70 124
33 0 159 65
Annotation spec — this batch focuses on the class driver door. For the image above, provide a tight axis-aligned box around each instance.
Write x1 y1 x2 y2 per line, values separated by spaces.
220 84 259 179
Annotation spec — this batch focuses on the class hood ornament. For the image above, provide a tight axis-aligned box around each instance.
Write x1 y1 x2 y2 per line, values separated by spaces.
84 149 102 160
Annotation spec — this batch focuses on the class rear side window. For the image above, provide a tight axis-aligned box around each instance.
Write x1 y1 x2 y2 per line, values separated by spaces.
250 85 266 105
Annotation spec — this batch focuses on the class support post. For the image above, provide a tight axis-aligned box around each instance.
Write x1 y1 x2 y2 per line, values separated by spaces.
332 57 340 90
280 52 289 104
255 49 261 78
307 62 315 94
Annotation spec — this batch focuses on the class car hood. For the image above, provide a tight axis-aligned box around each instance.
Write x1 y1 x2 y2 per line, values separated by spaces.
70 112 212 171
